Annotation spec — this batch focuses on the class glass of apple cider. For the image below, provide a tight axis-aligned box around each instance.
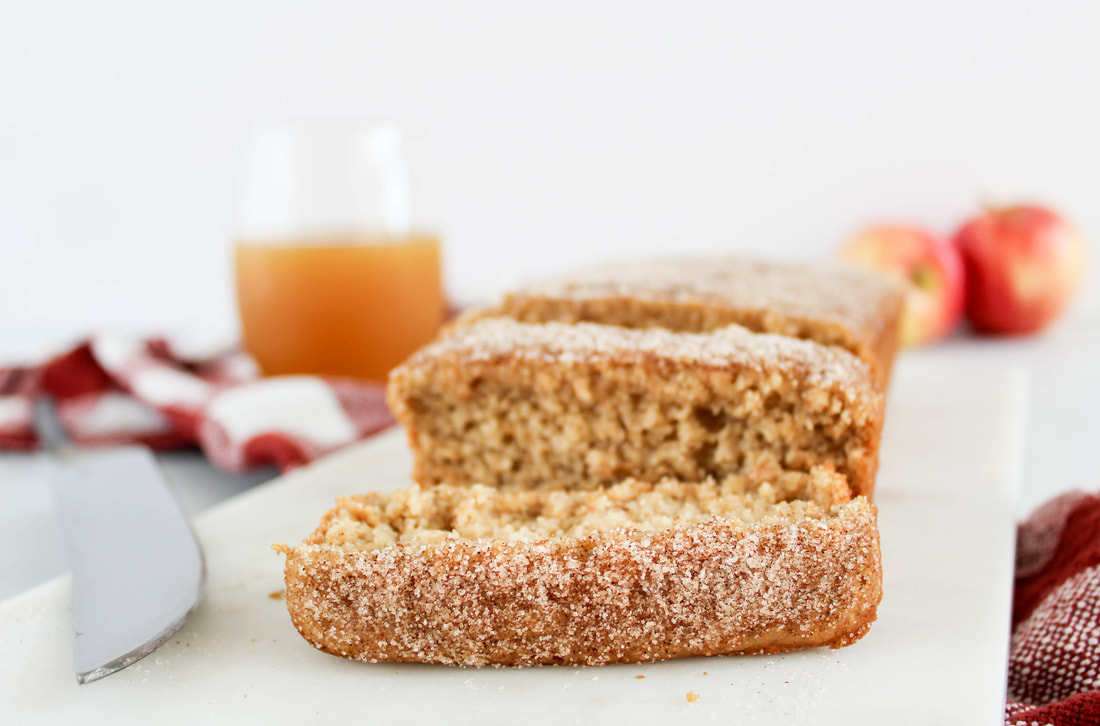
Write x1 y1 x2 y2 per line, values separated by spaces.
234 123 445 382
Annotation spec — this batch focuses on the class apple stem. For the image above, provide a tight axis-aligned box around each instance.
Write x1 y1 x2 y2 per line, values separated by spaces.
911 264 937 290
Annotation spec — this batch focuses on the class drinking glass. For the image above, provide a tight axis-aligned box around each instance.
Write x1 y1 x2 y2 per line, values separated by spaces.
234 123 445 382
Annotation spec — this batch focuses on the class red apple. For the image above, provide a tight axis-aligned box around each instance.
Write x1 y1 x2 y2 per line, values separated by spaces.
839 225 966 347
953 205 1085 335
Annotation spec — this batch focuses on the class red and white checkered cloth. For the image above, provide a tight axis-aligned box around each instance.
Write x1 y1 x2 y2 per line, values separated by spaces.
1006 491 1100 726
0 333 394 471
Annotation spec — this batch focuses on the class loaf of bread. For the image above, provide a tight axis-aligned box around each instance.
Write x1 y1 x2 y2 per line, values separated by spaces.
278 467 882 666
388 318 884 499
280 258 891 667
479 257 904 388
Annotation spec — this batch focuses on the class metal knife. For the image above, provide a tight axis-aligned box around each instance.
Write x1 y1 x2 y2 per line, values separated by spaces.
34 398 206 684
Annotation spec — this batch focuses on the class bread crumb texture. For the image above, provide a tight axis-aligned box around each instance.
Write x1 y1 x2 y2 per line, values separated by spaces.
388 319 884 498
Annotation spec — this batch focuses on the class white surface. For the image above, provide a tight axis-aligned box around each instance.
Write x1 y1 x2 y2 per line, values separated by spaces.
910 313 1100 515
2 1 1099 334
0 361 1023 724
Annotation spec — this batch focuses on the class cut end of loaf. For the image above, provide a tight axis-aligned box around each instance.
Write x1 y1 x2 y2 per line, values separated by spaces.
388 318 883 498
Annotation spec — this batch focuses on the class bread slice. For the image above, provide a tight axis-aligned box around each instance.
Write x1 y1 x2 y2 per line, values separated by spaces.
387 318 884 499
278 467 881 666
479 257 904 389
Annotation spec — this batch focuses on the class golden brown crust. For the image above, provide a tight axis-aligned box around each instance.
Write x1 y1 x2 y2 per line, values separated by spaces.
388 319 884 499
486 257 905 389
281 489 881 667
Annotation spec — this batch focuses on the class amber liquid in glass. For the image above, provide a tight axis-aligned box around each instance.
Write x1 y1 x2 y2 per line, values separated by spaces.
235 234 445 382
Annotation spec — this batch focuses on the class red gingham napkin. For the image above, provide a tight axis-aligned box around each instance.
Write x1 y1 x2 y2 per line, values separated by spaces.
0 333 394 471
1006 491 1100 725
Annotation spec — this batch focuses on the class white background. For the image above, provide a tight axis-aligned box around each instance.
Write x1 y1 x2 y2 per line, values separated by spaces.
2 0 1098 341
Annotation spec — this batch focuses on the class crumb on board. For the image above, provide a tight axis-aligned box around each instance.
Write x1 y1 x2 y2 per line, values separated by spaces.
636 675 645 680
269 589 286 600
686 691 700 703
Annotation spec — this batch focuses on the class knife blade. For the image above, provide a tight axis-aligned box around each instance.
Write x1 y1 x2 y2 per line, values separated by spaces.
34 398 206 684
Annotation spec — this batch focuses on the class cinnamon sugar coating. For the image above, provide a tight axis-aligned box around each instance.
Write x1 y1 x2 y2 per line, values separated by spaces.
388 319 884 498
279 472 882 666
484 257 904 388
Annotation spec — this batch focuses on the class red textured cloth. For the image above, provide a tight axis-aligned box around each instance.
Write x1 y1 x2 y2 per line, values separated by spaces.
1005 492 1100 726
0 334 394 472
